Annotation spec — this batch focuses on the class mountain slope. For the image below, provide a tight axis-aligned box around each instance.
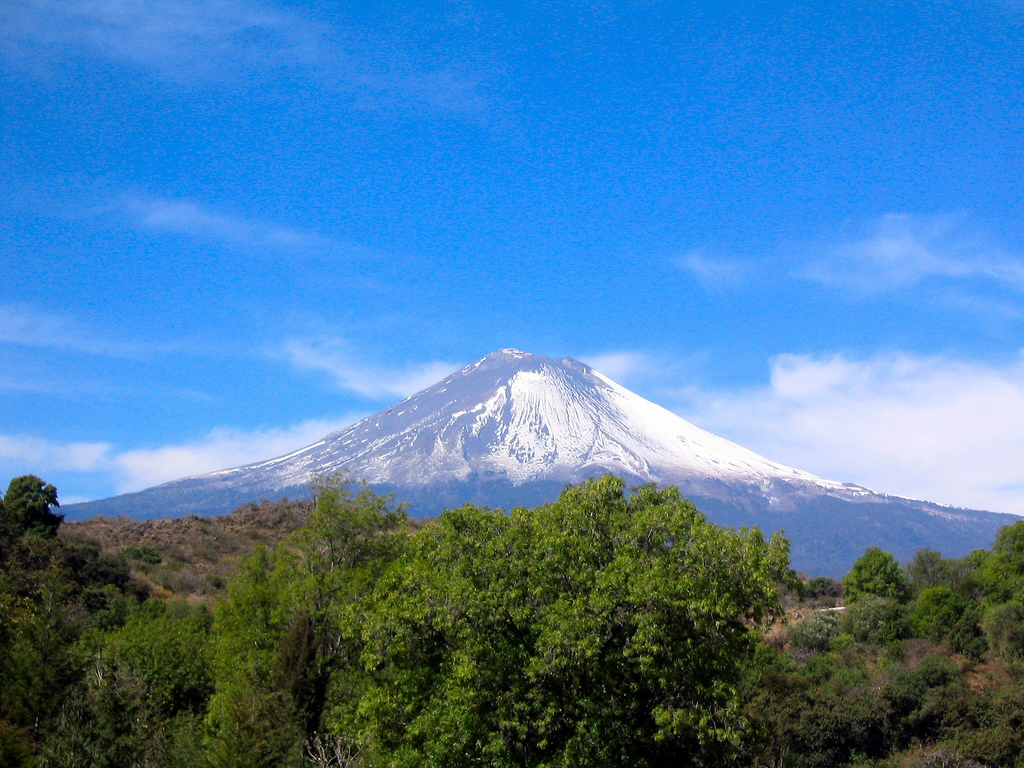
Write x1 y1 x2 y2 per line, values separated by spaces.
66 349 1014 575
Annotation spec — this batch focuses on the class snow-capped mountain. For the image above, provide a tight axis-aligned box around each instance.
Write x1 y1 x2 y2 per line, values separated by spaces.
66 349 1013 575
209 348 858 494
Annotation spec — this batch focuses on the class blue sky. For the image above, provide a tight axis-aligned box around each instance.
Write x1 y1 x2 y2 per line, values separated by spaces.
2 0 1024 513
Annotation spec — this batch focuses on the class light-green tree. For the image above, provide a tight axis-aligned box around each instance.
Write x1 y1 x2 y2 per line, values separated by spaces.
206 474 408 767
976 521 1024 603
843 547 910 603
353 475 792 767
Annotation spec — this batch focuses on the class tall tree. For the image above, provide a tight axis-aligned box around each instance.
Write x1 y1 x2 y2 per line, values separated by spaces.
2 475 62 543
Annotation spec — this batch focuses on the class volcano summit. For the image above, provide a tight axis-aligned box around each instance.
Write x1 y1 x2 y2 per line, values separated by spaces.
67 349 1011 574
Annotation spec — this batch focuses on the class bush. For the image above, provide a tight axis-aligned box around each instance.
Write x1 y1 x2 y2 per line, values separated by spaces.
786 687 891 767
885 655 961 746
915 750 985 768
806 577 842 600
787 612 841 655
122 545 162 565
909 588 986 660
842 595 907 645
0 721 35 768
982 603 1024 660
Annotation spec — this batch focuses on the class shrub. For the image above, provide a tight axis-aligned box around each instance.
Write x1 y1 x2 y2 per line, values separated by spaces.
807 577 842 599
982 602 1024 660
787 612 841 655
122 545 162 565
842 595 907 645
916 750 985 768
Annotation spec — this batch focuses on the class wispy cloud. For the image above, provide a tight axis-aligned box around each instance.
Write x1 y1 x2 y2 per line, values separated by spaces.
110 416 360 492
801 213 1024 294
677 350 1024 516
278 338 460 400
675 249 751 287
580 349 710 392
3 0 325 77
580 351 658 382
0 434 113 473
0 303 216 361
1 0 488 114
0 415 363 497
0 303 146 358
121 196 341 254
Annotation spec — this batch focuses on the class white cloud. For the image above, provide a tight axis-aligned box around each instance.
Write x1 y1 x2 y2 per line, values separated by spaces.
676 249 750 286
279 339 460 399
110 416 359 492
802 213 1024 293
1 0 487 113
0 434 113 473
580 351 656 382
0 303 143 357
121 196 339 253
0 415 364 497
678 351 1024 516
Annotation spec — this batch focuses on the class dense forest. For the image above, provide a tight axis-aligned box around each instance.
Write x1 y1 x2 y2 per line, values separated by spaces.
4 473 1024 767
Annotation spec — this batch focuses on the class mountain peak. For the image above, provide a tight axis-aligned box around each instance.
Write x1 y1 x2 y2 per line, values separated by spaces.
65 348 1012 576
201 347 849 493
475 348 586 375
490 347 531 358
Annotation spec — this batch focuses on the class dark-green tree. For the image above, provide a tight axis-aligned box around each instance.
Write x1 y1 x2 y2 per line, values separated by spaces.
2 475 61 540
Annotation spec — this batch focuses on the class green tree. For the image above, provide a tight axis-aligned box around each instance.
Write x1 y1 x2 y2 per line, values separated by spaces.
355 476 792 768
911 587 970 641
39 603 212 768
206 475 408 766
206 546 300 768
908 549 949 592
982 603 1024 660
841 594 907 644
976 522 1024 603
1 476 61 551
843 547 910 604
0 720 35 768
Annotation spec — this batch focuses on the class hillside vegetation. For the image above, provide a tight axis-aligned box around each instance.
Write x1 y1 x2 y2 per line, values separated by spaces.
62 498 313 601
4 473 1024 766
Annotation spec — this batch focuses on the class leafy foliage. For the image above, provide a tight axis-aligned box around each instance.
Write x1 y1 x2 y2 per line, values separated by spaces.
353 477 791 767
843 546 911 603
1 475 61 561
787 612 841 655
11 472 1024 767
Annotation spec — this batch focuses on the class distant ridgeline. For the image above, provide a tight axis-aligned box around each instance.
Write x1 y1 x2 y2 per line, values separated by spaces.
65 349 1014 576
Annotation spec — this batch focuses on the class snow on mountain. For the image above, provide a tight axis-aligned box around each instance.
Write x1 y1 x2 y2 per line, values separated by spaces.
198 349 860 495
65 348 1014 576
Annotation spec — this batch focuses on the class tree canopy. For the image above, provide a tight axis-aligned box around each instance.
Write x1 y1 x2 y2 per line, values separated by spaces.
15 472 1024 767
353 476 792 767
842 546 910 603
1 475 61 544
